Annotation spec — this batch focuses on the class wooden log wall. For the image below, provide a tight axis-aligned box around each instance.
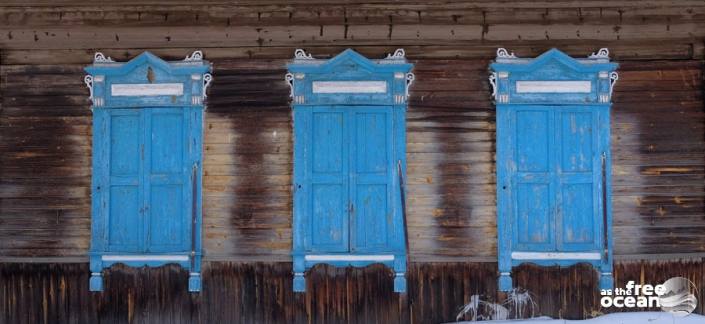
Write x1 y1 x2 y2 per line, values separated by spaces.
612 60 705 255
0 1 704 322
2 1 704 260
0 260 703 323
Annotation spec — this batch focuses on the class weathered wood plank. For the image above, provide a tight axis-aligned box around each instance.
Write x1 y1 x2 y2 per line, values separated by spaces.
2 58 704 258
1 25 701 50
0 260 702 323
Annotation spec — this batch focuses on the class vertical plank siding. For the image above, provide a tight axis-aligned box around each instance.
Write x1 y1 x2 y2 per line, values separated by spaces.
1 1 705 322
0 261 703 323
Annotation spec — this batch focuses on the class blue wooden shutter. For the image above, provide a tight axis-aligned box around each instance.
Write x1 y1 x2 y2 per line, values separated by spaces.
288 49 413 293
350 107 394 252
556 107 603 252
105 109 144 252
491 48 617 292
511 106 556 252
307 107 349 252
145 108 190 252
85 51 211 292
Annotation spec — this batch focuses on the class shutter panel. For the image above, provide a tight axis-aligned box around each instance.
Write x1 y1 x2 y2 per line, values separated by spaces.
511 107 556 251
106 110 143 252
145 108 189 252
350 107 394 252
307 107 349 252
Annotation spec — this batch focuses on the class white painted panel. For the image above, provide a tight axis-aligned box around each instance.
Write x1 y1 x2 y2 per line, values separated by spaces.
511 252 601 260
111 83 184 96
515 81 591 93
102 255 189 261
312 81 387 93
305 254 395 261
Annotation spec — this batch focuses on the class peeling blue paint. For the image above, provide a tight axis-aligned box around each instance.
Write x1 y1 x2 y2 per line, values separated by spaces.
85 51 211 292
491 48 618 291
288 49 413 293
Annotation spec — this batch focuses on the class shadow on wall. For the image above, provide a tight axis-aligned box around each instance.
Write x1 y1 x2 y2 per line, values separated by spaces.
199 58 293 257
406 59 497 257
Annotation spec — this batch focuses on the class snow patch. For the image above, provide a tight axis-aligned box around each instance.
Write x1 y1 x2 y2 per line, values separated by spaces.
454 312 705 324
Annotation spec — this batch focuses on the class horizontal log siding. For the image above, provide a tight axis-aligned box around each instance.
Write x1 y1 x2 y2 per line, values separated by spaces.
1 2 705 322
0 2 704 57
2 55 703 259
611 61 705 255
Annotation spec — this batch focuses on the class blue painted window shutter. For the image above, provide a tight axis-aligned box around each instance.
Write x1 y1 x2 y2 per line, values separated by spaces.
84 51 212 292
287 49 414 293
490 48 618 291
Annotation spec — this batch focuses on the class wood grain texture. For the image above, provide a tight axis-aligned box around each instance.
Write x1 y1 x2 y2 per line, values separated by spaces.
1 2 704 60
0 260 702 323
0 3 703 319
2 53 704 260
0 3 704 260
